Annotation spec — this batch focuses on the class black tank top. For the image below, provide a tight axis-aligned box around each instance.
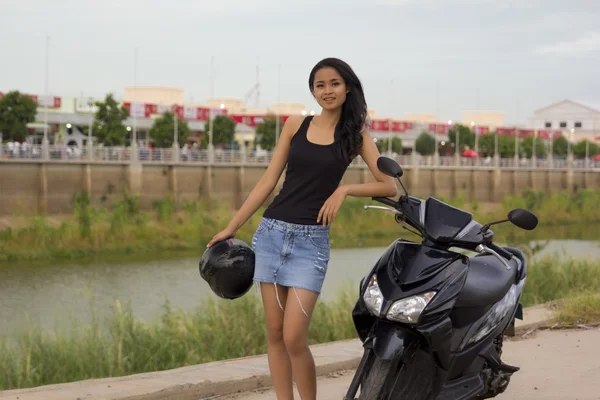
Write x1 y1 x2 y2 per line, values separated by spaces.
263 116 351 225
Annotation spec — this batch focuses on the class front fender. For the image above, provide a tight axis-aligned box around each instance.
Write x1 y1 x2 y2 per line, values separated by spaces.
372 320 420 360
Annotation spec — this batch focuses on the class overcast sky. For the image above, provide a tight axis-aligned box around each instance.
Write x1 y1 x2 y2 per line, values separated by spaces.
1 0 599 124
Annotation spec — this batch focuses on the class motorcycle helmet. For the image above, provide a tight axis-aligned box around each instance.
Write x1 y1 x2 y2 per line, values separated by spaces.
199 238 255 300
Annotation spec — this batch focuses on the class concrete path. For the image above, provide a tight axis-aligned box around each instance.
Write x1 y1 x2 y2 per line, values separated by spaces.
0 305 555 400
222 328 600 400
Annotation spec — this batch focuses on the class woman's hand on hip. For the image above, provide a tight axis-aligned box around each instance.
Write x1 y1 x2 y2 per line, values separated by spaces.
317 186 348 226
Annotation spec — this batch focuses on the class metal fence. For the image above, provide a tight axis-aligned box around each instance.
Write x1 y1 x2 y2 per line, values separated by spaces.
1 144 599 169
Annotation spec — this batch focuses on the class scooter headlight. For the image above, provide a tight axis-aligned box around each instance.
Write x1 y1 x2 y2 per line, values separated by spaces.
363 274 384 316
386 291 436 324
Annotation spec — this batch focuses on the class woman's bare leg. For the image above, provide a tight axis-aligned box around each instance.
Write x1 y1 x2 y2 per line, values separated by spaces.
260 283 293 399
283 287 320 400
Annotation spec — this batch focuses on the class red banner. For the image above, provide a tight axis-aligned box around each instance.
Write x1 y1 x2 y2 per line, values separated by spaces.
391 121 404 132
231 115 266 127
28 94 62 109
0 92 62 108
371 120 413 133
537 130 562 140
371 119 389 131
496 127 516 136
473 126 490 136
122 102 215 121
145 104 158 116
228 115 291 127
393 121 413 132
517 129 535 138
494 127 535 138
428 123 450 135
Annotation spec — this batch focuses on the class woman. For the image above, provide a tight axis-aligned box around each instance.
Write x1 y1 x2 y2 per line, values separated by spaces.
207 57 398 400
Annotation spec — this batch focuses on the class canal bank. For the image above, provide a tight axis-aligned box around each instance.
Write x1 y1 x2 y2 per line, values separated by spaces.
1 160 598 217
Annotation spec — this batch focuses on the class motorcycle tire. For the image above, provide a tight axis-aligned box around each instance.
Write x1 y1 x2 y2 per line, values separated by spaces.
358 347 436 400
358 357 394 399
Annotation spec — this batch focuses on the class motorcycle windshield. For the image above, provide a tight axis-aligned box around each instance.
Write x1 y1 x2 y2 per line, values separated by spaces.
424 198 473 243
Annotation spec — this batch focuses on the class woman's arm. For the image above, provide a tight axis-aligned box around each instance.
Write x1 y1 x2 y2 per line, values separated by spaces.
342 130 399 198
317 130 398 225
207 116 303 246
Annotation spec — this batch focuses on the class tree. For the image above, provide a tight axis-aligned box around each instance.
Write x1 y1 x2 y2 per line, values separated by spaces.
477 133 496 156
479 133 518 157
498 135 516 158
376 136 403 154
552 136 568 157
573 140 599 158
149 112 190 147
255 117 279 151
521 136 547 158
0 91 37 141
448 124 475 153
93 94 129 146
202 115 236 147
415 132 435 155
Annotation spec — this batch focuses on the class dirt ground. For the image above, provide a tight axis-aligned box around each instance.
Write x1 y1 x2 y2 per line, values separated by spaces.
218 328 600 400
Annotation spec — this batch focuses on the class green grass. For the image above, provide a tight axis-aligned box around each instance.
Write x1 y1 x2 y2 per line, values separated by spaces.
1 255 599 391
502 189 600 225
520 256 600 306
0 286 357 391
0 189 599 265
553 292 600 326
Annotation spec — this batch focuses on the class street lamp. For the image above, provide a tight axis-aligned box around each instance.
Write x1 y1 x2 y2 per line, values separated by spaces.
87 98 94 161
449 120 459 165
43 36 50 160
173 106 179 159
569 128 575 163
471 121 479 162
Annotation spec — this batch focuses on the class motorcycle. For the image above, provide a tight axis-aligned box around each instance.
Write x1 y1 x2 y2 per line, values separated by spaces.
344 156 539 400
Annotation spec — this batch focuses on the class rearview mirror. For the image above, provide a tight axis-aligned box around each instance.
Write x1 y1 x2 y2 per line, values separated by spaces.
377 156 403 178
508 209 538 231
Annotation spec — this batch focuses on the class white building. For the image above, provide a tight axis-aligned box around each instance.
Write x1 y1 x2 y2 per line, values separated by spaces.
531 100 600 142
461 110 504 130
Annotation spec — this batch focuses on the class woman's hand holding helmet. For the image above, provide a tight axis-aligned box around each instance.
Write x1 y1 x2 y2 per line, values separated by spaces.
207 226 237 248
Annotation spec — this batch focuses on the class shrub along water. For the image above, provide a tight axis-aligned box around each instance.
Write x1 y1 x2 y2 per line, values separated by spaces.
0 189 598 264
1 255 599 391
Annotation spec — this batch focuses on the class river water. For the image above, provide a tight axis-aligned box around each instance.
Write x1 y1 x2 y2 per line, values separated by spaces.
1 240 599 336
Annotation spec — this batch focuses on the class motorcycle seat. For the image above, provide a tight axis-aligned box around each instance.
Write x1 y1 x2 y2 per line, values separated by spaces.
454 252 520 308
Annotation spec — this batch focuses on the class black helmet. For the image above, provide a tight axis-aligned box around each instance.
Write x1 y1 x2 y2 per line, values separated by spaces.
199 238 255 300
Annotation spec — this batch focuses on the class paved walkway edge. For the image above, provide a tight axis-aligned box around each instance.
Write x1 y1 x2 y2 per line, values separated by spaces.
0 304 555 400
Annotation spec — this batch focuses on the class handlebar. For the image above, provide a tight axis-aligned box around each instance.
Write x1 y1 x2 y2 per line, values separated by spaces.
487 243 514 260
370 197 515 263
372 197 398 208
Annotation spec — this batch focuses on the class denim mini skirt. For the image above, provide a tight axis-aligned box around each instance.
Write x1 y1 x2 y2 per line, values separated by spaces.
252 217 331 297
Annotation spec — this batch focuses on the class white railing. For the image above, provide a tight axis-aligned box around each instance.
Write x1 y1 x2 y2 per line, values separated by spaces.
1 144 598 170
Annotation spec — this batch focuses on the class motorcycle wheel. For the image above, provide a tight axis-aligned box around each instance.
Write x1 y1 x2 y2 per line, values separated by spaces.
358 347 436 400
357 357 394 399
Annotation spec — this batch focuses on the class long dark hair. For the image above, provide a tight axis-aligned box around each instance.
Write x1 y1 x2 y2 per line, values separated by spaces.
309 58 369 163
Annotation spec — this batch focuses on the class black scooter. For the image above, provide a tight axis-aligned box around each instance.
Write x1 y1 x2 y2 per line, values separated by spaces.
344 157 539 400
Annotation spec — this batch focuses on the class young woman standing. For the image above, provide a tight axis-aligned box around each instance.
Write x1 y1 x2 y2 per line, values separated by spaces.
207 58 398 400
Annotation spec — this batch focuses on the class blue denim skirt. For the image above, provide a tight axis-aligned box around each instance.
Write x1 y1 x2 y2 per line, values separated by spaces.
252 217 331 295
